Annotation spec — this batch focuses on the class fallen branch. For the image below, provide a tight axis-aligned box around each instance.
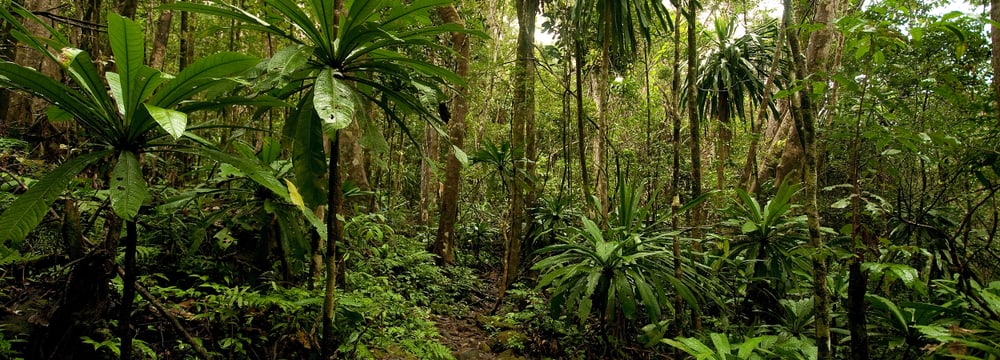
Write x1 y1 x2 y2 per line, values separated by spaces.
116 266 212 359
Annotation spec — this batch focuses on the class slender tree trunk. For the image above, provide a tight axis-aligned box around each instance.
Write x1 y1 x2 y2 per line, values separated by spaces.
687 0 703 241
686 0 703 330
0 15 15 132
500 0 537 299
847 52 873 360
432 4 469 266
179 11 195 69
322 135 344 358
670 10 685 338
119 220 138 360
992 0 1000 125
575 30 593 215
784 0 833 356
149 0 173 71
322 2 345 357
75 0 105 63
594 3 611 222
420 122 440 225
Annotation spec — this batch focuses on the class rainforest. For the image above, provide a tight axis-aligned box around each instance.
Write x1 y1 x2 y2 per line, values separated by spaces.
0 0 998 359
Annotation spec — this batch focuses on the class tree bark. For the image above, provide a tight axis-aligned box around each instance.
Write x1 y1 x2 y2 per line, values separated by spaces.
322 3 345 357
420 122 440 225
341 118 370 212
687 0 703 241
575 28 594 215
992 0 1000 125
783 0 834 356
179 10 195 69
500 0 537 299
119 220 138 360
432 4 469 266
149 0 173 71
321 135 344 359
686 0 703 330
594 3 611 222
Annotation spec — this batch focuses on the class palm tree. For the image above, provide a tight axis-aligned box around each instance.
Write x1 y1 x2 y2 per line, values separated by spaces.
0 7 258 359
697 17 775 190
167 0 471 355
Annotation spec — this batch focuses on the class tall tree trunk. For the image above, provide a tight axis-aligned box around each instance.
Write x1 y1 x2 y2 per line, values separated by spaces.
341 118 370 212
783 0 834 356
670 10 685 338
322 2 345 357
847 47 874 360
322 135 344 358
686 0 703 330
687 0 703 241
75 0 105 62
149 0 173 71
595 3 611 222
575 29 593 215
420 122 440 225
432 4 469 266
500 0 537 299
0 14 15 131
993 0 1000 125
179 10 195 69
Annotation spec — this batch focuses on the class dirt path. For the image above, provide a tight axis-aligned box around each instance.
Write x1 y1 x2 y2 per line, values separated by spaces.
433 309 497 360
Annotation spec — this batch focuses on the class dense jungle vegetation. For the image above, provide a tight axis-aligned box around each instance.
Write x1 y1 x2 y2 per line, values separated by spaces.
1 0 999 358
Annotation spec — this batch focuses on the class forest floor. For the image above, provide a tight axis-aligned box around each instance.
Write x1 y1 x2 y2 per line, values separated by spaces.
433 271 503 360
433 309 498 360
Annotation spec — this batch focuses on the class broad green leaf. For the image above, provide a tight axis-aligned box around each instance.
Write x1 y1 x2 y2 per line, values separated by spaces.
615 272 638 320
110 151 150 220
710 333 731 356
736 336 770 358
0 151 110 246
633 271 661 322
314 67 355 132
107 14 146 118
107 72 126 116
268 44 315 76
292 95 328 208
60 47 117 119
151 52 257 107
0 62 103 124
144 104 187 139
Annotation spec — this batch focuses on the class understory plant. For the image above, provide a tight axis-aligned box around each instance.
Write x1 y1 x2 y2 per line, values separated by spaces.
532 178 703 348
